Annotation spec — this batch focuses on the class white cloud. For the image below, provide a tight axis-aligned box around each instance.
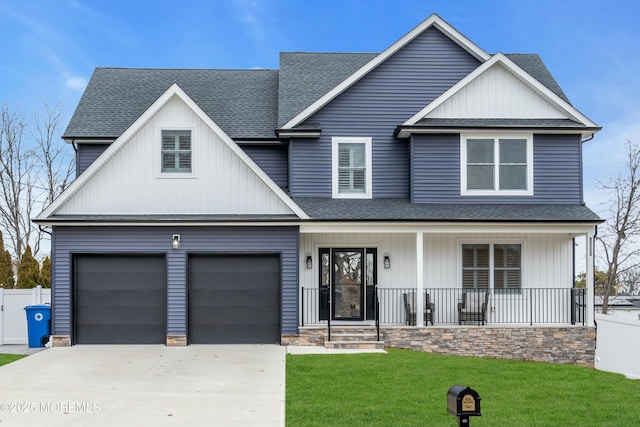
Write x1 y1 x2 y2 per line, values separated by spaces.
64 75 88 93
232 0 267 42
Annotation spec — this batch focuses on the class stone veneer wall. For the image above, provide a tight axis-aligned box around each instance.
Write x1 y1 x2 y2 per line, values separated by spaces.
285 326 596 367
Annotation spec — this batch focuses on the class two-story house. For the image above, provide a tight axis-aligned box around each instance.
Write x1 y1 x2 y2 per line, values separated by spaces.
35 14 600 365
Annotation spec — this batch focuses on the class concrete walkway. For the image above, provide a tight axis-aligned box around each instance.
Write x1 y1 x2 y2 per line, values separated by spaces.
0 345 285 427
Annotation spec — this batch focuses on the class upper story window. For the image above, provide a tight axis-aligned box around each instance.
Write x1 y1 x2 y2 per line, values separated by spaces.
161 130 192 173
332 137 372 198
462 243 522 292
460 134 533 196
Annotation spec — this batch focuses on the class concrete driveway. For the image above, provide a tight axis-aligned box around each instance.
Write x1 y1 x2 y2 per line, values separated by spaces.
0 345 285 426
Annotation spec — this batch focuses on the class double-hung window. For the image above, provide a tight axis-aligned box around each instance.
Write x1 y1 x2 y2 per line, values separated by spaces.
462 243 522 292
332 137 372 198
461 134 532 195
161 130 192 174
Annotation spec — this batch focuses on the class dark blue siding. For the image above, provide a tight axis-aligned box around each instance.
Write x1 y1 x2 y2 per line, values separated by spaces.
241 144 288 188
411 133 583 204
290 27 480 197
52 226 299 339
76 144 110 176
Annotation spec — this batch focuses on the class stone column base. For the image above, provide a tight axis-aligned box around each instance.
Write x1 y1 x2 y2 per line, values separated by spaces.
166 335 187 346
52 335 71 347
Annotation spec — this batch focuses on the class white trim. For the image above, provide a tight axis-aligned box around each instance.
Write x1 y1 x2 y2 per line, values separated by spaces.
332 137 373 199
37 83 310 220
460 132 534 196
156 127 196 178
396 127 598 138
403 53 599 129
280 14 489 130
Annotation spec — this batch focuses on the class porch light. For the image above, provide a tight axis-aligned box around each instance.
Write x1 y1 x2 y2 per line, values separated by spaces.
306 253 312 269
172 234 181 250
384 254 391 269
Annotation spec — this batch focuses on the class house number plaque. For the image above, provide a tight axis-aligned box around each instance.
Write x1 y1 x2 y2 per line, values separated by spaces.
462 394 476 412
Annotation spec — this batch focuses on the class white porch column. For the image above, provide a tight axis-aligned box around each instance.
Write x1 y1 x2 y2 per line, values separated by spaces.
585 230 595 326
416 231 424 327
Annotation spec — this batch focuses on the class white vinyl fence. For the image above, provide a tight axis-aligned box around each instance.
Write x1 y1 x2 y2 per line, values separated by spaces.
595 312 640 379
0 286 51 345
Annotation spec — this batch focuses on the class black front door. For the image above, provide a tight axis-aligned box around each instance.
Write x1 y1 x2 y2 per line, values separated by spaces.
319 248 377 321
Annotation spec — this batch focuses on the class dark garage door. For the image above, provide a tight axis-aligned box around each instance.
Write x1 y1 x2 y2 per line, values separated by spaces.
74 254 167 344
189 254 280 344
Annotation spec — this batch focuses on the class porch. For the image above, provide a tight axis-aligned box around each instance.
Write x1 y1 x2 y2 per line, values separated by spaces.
301 287 587 327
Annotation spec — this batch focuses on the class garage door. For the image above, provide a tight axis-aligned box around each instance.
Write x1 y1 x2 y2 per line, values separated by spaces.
189 254 280 344
74 254 166 344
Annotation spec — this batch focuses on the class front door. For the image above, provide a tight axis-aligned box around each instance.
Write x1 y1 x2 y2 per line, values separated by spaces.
319 248 377 321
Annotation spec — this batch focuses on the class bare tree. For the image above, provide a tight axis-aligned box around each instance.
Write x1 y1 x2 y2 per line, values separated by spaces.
597 141 640 313
0 104 37 259
33 104 73 204
618 265 640 295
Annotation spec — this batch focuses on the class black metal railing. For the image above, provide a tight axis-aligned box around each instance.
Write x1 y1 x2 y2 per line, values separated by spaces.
302 286 586 326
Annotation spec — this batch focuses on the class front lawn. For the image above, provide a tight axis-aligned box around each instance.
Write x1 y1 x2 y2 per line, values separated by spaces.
287 349 640 427
0 354 26 367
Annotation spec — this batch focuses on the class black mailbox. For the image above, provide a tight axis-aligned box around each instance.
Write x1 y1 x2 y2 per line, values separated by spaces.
447 385 481 417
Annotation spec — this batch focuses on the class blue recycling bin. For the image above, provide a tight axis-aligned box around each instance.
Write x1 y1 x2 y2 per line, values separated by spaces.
24 305 51 348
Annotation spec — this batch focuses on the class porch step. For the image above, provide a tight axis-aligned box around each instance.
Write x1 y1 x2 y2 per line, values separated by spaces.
324 340 385 350
329 332 381 342
323 327 385 349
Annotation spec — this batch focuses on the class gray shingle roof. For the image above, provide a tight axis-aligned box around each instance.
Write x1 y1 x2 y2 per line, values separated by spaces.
277 52 376 127
63 55 579 139
293 198 602 222
63 68 279 140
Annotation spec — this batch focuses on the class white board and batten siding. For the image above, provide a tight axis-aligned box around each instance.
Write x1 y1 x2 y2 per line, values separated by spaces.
425 63 567 119
55 95 294 216
300 232 573 290
0 287 51 345
299 233 417 289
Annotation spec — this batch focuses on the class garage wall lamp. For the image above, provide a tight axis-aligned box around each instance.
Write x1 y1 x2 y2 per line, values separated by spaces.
172 234 181 250
306 253 312 269
384 253 391 269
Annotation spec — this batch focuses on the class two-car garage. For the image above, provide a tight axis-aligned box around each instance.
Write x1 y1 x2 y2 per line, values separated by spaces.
73 253 281 345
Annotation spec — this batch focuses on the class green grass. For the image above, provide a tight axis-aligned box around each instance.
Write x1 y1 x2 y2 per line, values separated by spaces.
0 354 26 367
286 349 640 427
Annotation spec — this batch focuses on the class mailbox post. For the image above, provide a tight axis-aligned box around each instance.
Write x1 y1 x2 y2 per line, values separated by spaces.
447 385 481 426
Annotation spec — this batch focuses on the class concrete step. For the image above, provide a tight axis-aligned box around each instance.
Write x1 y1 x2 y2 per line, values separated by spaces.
329 332 382 342
324 340 385 350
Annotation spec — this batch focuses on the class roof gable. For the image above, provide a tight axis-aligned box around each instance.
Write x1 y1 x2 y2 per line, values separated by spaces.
402 53 598 131
38 84 308 221
278 13 490 130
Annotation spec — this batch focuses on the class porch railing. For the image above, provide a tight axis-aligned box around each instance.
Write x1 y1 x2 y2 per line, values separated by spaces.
301 287 586 326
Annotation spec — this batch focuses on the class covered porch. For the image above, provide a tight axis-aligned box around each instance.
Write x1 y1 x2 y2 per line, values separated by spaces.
298 222 596 329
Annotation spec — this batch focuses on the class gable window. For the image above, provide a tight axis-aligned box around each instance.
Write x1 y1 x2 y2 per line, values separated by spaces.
161 130 192 173
332 137 372 198
462 243 522 291
461 134 533 195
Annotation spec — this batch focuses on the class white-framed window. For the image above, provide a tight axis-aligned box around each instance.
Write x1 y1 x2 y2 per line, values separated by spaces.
332 137 372 198
461 242 522 292
161 129 192 174
460 133 533 196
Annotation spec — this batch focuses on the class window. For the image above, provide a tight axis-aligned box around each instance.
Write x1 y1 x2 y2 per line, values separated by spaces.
461 134 532 195
462 243 522 291
161 130 192 173
332 137 372 198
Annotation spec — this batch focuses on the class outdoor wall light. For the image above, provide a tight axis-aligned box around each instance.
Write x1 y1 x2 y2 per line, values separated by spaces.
384 254 391 269
306 253 312 269
172 234 181 250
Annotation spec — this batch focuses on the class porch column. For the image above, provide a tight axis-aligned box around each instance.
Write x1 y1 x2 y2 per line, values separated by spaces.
586 230 595 326
416 231 424 327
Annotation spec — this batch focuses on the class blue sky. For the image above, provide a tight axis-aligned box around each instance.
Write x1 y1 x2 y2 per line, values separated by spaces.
1 0 639 214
